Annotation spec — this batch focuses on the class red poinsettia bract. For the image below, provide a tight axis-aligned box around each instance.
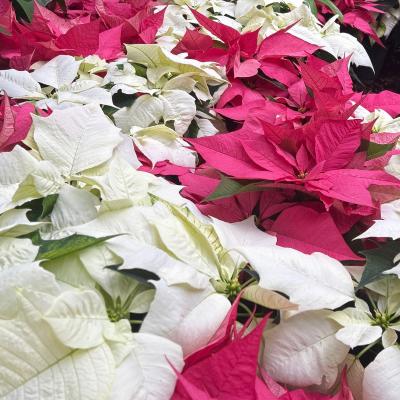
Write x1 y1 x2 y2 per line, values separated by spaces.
0 0 165 69
172 297 354 400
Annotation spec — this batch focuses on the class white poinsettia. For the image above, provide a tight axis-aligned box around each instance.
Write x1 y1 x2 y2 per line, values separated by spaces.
31 55 82 89
330 295 400 349
357 200 400 240
354 106 400 135
0 69 45 99
235 245 355 311
156 4 196 47
112 45 224 135
140 279 231 356
0 265 183 400
130 124 197 168
49 185 99 237
235 0 304 20
103 61 149 95
32 104 122 177
110 332 184 400
157 0 237 46
1 58 115 110
0 237 38 269
0 263 57 318
263 310 350 388
56 80 114 107
0 146 43 212
362 345 400 400
0 208 45 237
240 4 373 69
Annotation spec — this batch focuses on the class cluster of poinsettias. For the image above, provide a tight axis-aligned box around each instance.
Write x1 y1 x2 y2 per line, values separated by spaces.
1 0 400 399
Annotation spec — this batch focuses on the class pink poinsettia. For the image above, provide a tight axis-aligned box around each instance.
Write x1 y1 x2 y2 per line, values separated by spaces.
188 116 399 210
176 55 400 260
212 55 358 129
0 0 165 69
317 0 384 44
173 10 319 81
0 95 35 151
172 297 354 400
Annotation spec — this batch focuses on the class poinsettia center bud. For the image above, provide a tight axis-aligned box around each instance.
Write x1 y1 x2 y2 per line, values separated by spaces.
106 296 130 322
226 278 241 297
211 278 241 297
297 170 308 179
372 311 391 329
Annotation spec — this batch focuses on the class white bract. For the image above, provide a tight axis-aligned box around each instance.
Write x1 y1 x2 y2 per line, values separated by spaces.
363 346 400 400
236 246 355 311
0 69 45 99
33 104 122 177
31 55 82 89
358 200 400 240
263 310 350 388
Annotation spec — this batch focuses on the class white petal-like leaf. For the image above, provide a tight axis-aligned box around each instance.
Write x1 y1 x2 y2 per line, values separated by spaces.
0 69 45 99
33 104 122 176
213 215 276 266
263 310 349 388
0 291 115 400
323 32 373 69
131 124 196 168
160 89 197 134
31 55 81 89
0 145 39 185
0 263 59 318
44 289 109 349
363 346 400 400
12 160 64 204
51 185 99 232
0 238 38 269
110 333 183 400
0 209 44 237
141 280 230 355
357 200 400 240
58 86 114 107
114 95 164 132
335 325 382 348
237 246 354 310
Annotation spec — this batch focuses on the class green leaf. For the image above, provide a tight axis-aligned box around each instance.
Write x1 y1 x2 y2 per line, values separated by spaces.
18 194 59 222
204 175 266 202
304 0 318 16
41 194 59 218
107 265 159 284
367 141 395 160
358 240 400 288
36 233 120 261
13 0 34 21
317 0 343 20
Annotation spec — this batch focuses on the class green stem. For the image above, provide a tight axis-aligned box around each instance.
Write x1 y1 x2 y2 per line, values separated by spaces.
240 278 256 290
356 338 380 360
239 302 255 319
129 319 143 325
